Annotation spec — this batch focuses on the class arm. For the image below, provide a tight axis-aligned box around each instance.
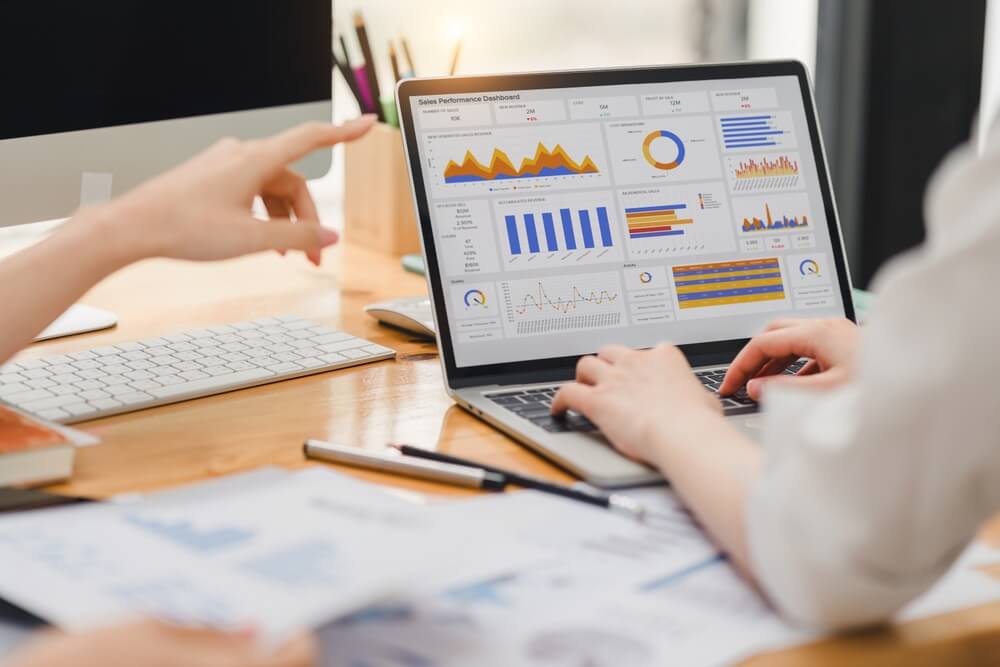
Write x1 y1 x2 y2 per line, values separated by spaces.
0 116 375 365
553 133 1000 631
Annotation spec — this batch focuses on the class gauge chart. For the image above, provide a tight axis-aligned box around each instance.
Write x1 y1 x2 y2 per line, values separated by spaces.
500 272 627 337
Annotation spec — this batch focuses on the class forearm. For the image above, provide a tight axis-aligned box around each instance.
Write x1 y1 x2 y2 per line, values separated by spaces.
0 206 138 364
648 414 761 577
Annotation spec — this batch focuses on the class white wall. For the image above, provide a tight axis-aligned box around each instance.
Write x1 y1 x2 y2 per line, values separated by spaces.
747 0 819 75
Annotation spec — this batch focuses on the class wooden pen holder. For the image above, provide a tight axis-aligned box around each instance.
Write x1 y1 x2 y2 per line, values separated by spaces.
343 122 422 256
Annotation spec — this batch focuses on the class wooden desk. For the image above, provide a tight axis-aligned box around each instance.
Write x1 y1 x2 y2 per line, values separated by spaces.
15 242 1000 666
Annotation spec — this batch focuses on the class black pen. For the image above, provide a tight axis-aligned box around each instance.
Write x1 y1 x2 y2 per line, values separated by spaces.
391 444 646 521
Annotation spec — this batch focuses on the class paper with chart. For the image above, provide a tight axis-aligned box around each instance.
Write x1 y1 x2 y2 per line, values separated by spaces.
318 486 1000 667
0 468 538 644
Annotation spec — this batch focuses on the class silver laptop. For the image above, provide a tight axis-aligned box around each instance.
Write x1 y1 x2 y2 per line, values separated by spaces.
397 61 855 488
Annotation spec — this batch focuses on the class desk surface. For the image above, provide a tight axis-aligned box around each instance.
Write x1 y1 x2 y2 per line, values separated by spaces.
14 241 1000 666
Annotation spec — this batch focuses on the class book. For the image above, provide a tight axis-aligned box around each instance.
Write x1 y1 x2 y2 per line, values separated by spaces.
0 404 94 487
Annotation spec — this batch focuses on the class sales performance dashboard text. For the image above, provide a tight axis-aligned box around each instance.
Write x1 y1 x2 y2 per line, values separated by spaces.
410 76 845 368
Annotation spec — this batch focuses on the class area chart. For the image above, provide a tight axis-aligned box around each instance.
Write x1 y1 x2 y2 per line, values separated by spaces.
444 143 599 183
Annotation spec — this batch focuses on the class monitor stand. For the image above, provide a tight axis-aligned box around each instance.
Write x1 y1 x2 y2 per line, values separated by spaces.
34 304 117 342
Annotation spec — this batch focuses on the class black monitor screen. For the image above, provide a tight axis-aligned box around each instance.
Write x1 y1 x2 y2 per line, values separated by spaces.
0 1 331 141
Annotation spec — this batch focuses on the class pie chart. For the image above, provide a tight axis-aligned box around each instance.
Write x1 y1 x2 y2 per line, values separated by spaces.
642 129 686 171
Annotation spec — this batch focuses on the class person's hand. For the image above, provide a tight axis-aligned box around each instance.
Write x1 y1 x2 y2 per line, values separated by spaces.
81 115 376 268
718 317 860 401
6 620 315 667
551 344 722 464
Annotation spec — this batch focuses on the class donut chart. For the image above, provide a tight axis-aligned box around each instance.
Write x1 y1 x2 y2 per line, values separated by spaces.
642 130 686 171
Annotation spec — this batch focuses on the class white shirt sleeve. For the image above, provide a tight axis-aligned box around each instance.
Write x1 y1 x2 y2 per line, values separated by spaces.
747 127 1000 631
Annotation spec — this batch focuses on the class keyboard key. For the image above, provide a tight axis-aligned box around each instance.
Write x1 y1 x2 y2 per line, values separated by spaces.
129 380 163 392
169 342 197 353
78 389 111 401
312 332 354 345
103 364 132 375
147 368 274 400
67 350 99 361
0 372 24 384
91 398 124 411
102 374 131 386
77 368 107 380
15 359 50 370
21 368 52 379
114 342 146 352
172 361 201 372
20 394 82 412
121 350 151 361
296 358 327 370
124 370 155 381
0 383 31 397
46 363 76 375
74 380 105 391
205 366 234 377
318 339 366 354
115 392 155 406
150 355 180 366
107 383 141 396
162 333 192 343
26 378 56 390
362 345 394 356
71 359 101 371
63 403 100 417
50 384 80 397
154 374 185 386
179 370 210 381
264 362 303 374
226 361 255 372
319 353 347 364
38 408 70 421
3 389 55 404
341 349 370 360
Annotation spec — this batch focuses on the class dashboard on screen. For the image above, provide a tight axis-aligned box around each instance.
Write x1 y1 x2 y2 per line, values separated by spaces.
408 75 846 369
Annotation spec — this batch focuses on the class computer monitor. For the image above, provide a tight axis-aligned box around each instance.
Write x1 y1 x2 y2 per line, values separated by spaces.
1 1 333 338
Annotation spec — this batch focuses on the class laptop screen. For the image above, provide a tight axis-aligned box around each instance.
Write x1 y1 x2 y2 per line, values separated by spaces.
406 73 848 369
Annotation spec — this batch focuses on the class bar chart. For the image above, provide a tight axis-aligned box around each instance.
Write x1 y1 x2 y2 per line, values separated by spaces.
495 194 623 270
619 182 737 259
717 111 797 152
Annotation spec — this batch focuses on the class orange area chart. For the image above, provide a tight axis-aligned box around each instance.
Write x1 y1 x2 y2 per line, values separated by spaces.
443 143 599 183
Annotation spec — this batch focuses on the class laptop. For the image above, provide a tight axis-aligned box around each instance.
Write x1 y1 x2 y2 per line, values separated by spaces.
396 61 855 488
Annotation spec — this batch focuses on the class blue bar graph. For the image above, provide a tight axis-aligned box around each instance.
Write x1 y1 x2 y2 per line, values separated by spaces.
505 215 521 255
597 207 612 247
524 213 540 253
560 209 577 250
579 210 595 248
541 212 558 251
504 206 614 256
720 114 786 149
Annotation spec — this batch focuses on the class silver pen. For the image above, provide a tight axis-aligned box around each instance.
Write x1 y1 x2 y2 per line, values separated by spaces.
303 440 507 491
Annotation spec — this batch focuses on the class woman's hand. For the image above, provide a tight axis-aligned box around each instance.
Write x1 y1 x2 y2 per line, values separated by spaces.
718 317 860 401
7 620 315 667
77 115 376 269
551 344 722 465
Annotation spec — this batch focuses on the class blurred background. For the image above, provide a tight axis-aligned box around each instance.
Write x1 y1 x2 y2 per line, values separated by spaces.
329 0 991 288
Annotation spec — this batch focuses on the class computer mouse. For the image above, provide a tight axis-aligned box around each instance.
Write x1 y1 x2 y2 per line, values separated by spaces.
364 297 436 339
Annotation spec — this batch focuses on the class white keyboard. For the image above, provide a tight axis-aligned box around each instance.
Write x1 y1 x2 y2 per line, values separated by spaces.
0 316 396 424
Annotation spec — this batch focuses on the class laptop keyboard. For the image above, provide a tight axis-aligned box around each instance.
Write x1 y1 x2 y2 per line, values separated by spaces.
485 359 808 434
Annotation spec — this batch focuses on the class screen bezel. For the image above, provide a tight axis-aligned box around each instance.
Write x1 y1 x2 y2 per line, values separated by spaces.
397 61 855 389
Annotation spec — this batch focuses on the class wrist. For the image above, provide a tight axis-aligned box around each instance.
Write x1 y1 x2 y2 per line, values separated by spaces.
70 201 156 269
644 406 733 470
